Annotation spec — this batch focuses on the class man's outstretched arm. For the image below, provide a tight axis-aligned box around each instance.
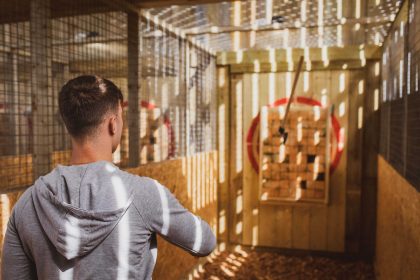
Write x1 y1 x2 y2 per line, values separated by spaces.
1 209 36 279
134 178 217 257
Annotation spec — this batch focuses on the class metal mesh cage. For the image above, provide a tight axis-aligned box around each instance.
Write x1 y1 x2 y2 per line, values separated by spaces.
405 0 420 190
380 0 420 191
0 0 217 192
147 0 400 52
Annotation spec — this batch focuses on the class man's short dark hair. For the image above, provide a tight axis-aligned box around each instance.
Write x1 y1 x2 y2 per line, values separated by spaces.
59 75 123 138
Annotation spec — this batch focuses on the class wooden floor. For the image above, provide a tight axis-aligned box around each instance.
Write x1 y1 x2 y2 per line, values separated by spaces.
195 248 375 280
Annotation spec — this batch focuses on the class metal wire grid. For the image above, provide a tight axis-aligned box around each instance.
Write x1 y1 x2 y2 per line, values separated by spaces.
51 6 129 159
0 0 218 191
186 45 217 155
0 0 39 191
380 0 420 191
147 0 402 51
138 18 216 163
139 19 186 163
405 0 420 191
384 6 406 174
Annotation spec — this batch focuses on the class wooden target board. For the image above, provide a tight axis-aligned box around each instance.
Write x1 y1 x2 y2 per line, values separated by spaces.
259 105 330 204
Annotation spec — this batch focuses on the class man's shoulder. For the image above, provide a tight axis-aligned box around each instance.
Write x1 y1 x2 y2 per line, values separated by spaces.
117 170 162 195
10 186 34 223
15 187 33 207
117 169 154 184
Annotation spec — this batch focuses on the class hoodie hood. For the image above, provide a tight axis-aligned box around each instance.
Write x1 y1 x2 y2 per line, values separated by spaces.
32 161 134 260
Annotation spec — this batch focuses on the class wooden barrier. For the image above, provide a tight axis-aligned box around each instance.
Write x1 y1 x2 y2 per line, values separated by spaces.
0 151 218 280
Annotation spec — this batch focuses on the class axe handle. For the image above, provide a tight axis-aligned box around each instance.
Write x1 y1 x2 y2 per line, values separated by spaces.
280 56 304 128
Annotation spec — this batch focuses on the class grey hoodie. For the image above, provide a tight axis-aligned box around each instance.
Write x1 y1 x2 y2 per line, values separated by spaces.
1 160 216 279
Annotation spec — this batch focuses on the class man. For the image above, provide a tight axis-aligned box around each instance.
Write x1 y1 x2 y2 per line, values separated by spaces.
1 75 216 279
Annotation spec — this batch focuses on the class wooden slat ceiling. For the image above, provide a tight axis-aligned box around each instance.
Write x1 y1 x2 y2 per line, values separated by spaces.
130 0 240 8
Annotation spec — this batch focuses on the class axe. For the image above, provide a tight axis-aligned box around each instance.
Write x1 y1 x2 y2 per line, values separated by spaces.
278 56 304 144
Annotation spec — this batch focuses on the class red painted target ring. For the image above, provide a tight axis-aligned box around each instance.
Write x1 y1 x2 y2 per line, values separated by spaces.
246 97 343 174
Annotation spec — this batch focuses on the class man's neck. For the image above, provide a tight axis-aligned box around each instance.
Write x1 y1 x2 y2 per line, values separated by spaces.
70 138 113 165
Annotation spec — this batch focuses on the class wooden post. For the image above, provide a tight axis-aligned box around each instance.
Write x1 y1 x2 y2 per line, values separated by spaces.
186 42 192 156
345 69 365 253
228 74 243 245
216 66 231 244
360 60 380 260
63 64 71 151
127 12 140 167
178 38 187 157
4 53 19 155
30 0 53 179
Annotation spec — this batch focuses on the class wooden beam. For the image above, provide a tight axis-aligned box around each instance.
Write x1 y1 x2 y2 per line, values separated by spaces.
360 60 380 260
0 0 114 24
127 12 141 167
97 0 139 14
0 0 239 24
186 18 391 36
345 69 365 253
133 0 241 8
229 60 369 74
216 66 231 244
30 0 54 179
4 53 19 155
217 45 382 66
0 0 240 21
69 58 178 78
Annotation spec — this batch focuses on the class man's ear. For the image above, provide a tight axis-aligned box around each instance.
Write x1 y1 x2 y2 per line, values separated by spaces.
109 116 117 135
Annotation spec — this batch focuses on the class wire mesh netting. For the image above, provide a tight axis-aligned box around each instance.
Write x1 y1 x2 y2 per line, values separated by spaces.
405 0 420 191
139 19 217 162
0 0 217 192
147 0 401 51
380 0 420 191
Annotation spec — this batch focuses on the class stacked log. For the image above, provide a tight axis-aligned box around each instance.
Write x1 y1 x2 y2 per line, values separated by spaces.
261 108 328 202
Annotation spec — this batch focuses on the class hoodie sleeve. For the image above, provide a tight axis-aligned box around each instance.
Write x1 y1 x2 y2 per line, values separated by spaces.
134 177 216 257
1 206 36 279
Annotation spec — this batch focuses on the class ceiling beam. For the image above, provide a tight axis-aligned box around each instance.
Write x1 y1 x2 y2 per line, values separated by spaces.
132 0 242 8
185 17 391 36
0 0 114 24
229 60 373 74
217 45 382 67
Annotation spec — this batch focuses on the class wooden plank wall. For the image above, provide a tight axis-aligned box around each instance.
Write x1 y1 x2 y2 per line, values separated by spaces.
237 70 349 252
376 156 420 280
225 56 380 253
